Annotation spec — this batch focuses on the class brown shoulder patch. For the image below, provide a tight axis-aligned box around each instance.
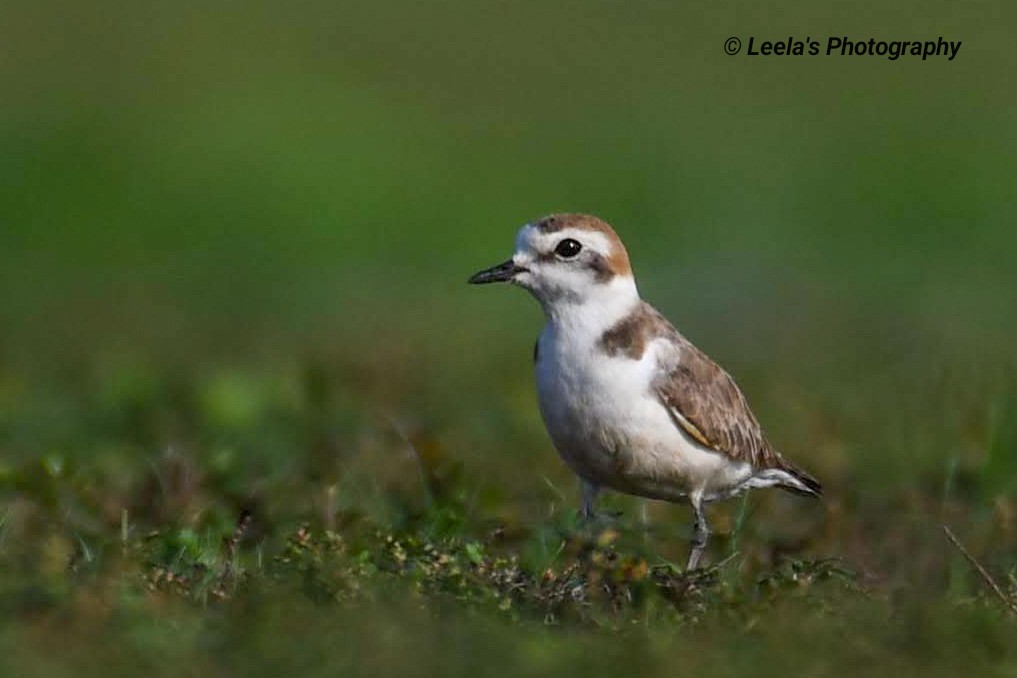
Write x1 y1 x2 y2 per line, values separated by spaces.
598 302 672 360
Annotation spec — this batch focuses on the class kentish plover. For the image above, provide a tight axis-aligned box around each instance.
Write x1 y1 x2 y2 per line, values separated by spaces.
469 213 821 570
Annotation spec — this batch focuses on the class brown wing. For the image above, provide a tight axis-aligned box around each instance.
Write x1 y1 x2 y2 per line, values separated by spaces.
598 302 821 494
653 331 781 470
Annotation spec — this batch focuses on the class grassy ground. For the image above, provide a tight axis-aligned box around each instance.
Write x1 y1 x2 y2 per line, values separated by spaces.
1 356 1016 677
2 0 1017 675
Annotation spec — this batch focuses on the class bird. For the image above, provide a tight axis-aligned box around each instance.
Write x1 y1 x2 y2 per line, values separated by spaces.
468 213 821 570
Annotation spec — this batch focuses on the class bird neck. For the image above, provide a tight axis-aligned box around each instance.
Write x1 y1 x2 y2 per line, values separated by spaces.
541 275 641 340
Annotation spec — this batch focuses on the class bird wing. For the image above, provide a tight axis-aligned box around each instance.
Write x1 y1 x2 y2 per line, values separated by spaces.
649 320 780 470
598 301 790 472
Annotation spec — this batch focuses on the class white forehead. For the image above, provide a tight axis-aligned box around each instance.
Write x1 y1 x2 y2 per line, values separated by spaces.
514 223 614 257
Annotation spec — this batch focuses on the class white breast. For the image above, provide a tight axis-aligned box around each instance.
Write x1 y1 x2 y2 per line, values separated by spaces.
535 326 753 502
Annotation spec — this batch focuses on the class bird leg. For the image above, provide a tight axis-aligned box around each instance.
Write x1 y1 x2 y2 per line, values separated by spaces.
581 480 601 520
686 492 710 571
579 481 623 525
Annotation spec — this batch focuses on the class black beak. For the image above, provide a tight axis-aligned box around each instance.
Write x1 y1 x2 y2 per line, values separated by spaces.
468 259 526 285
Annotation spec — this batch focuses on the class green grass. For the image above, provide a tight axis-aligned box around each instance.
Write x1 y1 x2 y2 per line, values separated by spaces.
1 357 1016 676
2 0 1017 674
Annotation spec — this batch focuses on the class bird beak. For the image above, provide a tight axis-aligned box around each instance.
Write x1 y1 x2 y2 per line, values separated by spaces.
468 259 526 285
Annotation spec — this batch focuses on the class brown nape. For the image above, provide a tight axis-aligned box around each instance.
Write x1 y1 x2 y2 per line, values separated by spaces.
536 213 632 279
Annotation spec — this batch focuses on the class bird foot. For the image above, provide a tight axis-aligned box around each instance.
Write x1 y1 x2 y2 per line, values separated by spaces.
580 508 623 523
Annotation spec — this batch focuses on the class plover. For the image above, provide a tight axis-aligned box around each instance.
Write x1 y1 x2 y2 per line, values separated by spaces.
469 213 821 569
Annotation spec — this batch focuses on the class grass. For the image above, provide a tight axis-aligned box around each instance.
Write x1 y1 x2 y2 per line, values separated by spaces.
1 354 1016 676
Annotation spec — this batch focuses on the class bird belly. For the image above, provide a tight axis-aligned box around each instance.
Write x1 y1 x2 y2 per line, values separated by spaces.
536 341 753 502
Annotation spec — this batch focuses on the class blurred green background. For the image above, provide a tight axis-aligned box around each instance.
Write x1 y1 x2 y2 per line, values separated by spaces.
2 1 1017 675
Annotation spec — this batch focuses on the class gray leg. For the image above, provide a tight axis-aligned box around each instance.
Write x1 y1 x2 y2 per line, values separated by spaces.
581 480 601 520
686 491 710 571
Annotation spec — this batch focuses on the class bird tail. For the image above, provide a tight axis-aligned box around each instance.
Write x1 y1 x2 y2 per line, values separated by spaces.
775 458 823 498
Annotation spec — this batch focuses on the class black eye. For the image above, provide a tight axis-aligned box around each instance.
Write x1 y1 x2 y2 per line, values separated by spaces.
554 238 582 258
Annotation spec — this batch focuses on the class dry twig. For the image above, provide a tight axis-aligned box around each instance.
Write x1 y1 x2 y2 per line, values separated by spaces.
942 524 1017 616
219 509 253 592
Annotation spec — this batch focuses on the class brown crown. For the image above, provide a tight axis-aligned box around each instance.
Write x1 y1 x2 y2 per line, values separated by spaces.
535 213 632 279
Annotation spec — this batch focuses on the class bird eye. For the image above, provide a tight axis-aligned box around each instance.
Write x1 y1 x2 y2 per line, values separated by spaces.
554 238 582 258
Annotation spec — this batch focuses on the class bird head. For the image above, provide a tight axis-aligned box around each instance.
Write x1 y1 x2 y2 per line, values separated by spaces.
468 214 638 315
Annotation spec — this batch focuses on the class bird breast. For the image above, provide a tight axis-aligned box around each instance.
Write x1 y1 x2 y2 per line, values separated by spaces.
535 324 674 482
534 323 754 500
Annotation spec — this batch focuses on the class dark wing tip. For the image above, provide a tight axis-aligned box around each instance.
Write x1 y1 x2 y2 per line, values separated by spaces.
780 464 823 498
